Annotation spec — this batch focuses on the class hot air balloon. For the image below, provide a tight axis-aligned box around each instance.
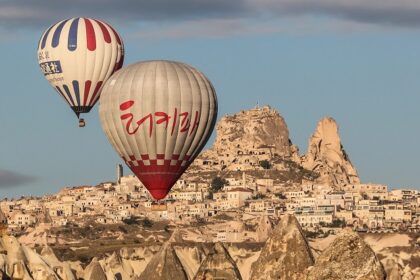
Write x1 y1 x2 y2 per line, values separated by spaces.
99 61 218 200
37 17 124 127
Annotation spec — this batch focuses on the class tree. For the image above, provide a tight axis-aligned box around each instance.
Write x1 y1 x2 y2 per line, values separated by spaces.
210 177 228 193
259 160 271 170
330 219 346 228
252 193 266 199
274 193 287 199
123 216 140 225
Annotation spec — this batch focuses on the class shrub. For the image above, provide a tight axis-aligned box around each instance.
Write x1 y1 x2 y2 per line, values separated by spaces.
210 177 228 193
123 217 140 225
259 160 271 170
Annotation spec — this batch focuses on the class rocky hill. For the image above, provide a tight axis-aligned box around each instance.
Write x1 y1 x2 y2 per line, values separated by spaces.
190 106 359 187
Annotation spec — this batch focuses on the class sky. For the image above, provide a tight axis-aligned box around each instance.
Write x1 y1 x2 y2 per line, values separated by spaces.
1 0 420 197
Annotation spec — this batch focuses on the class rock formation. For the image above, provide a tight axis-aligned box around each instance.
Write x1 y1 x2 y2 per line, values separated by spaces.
0 235 73 280
193 242 242 280
83 258 107 280
250 214 314 280
139 243 188 280
255 215 273 242
40 246 76 280
120 246 159 276
213 106 292 156
307 229 385 280
189 107 360 188
383 259 402 280
2 234 33 279
227 245 261 280
0 226 407 280
174 245 205 280
302 117 360 186
101 252 133 280
197 106 298 171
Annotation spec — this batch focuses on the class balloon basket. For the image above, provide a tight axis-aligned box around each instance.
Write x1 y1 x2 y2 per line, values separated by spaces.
79 119 86 128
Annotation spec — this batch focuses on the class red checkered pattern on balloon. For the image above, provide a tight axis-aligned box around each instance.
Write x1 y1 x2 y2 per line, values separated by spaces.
122 154 191 173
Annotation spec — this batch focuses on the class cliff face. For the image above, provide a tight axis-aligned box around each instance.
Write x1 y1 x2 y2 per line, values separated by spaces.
250 215 314 280
301 117 360 186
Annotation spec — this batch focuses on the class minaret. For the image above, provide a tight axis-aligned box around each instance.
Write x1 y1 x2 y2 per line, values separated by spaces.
242 172 246 187
117 164 123 184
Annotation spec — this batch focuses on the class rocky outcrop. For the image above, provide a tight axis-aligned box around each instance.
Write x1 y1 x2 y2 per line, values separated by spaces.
190 108 359 188
0 227 397 280
302 117 360 186
255 215 273 242
0 235 71 280
174 245 205 280
196 106 298 171
101 252 133 280
227 245 261 280
307 229 385 280
120 246 160 276
2 235 35 279
40 246 76 280
139 243 188 280
383 259 402 280
213 106 292 156
250 214 314 280
193 242 242 280
83 258 107 280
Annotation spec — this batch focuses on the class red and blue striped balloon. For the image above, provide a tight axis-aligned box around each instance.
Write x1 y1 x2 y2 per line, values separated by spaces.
37 17 124 119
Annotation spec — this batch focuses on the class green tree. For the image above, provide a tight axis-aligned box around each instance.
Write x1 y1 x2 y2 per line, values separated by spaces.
330 219 346 228
259 160 271 169
210 177 228 193
123 216 140 225
252 193 266 199
274 193 287 199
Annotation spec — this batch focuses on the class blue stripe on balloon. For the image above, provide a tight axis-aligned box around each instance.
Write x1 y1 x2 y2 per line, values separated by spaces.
72 80 81 105
40 25 54 50
62 84 75 106
52 19 69 48
55 86 68 102
68 18 79 51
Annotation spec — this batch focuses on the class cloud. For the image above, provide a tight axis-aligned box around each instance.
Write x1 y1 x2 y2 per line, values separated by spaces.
131 17 386 40
0 0 246 28
255 0 420 27
1 0 420 29
131 19 282 40
0 169 37 188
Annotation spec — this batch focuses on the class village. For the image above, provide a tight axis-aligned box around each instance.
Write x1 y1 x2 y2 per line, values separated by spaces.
0 164 419 242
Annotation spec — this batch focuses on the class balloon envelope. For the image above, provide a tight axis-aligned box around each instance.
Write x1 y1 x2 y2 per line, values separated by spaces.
99 61 218 200
37 17 124 118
